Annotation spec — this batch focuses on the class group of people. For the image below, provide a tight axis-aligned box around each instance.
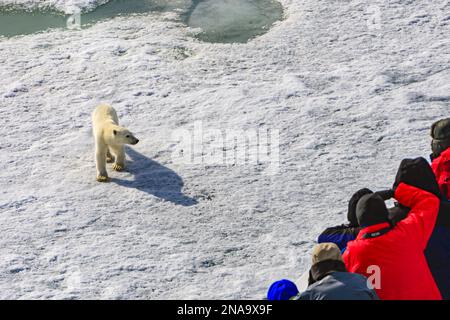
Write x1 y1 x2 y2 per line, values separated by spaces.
268 118 450 300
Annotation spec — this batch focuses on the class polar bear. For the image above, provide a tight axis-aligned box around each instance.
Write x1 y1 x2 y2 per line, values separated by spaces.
92 104 139 182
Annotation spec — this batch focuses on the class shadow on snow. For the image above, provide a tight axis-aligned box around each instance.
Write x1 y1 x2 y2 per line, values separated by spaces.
112 147 198 207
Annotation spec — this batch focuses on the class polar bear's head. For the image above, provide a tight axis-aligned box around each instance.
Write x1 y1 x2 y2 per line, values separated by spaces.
113 128 139 145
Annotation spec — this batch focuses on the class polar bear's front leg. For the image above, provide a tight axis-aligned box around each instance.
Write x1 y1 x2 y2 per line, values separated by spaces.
111 146 125 172
95 141 109 182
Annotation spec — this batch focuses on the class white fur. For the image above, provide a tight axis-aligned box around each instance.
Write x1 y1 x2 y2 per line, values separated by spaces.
92 104 139 182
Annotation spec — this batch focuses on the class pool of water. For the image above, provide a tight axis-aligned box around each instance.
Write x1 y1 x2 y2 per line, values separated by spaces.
187 0 283 43
0 0 283 43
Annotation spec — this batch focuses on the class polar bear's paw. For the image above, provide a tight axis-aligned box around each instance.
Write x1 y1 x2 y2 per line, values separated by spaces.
113 163 124 172
96 175 109 182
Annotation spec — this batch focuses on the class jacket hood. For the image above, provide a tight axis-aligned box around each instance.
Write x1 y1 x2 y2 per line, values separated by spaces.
356 193 389 227
308 260 347 286
348 188 373 227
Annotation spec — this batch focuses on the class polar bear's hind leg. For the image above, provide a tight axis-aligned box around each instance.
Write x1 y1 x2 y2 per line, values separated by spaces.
106 148 114 163
111 145 125 172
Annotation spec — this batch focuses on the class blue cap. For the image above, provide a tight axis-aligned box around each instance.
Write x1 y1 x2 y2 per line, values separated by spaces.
267 279 299 300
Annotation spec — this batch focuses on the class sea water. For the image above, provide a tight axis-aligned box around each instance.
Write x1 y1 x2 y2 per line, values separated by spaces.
0 0 283 43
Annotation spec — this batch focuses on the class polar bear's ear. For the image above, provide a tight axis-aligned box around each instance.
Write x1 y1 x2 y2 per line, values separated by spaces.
113 130 118 135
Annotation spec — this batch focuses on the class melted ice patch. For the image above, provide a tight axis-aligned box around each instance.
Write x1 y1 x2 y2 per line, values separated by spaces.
186 0 283 43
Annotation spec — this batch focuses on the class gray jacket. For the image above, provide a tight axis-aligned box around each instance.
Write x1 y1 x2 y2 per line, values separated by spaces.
296 272 379 300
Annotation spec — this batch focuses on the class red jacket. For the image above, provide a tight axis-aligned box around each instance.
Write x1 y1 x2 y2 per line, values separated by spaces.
343 183 442 300
432 147 450 199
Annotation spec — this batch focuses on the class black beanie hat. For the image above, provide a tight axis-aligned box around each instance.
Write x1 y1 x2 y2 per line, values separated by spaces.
356 194 389 227
431 118 450 158
348 188 373 227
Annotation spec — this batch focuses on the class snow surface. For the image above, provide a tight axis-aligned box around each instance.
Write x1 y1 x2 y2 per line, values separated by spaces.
0 0 450 299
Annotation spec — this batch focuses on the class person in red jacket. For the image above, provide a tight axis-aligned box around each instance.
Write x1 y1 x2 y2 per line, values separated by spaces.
431 118 450 199
343 157 442 300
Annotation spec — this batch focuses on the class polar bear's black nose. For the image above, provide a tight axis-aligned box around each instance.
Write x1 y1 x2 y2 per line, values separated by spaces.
134 139 139 144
